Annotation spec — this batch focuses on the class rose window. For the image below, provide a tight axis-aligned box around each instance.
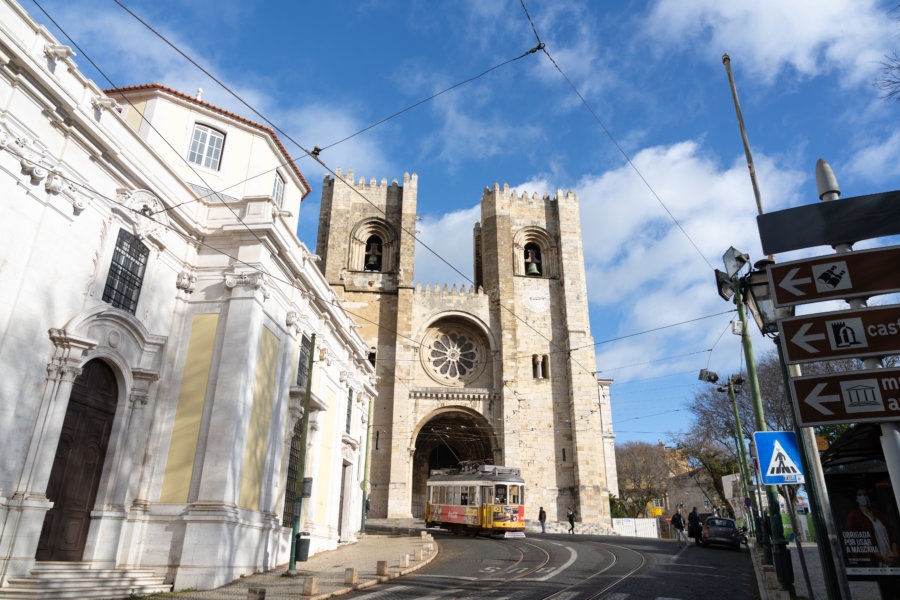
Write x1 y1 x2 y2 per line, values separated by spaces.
430 333 477 378
421 324 487 386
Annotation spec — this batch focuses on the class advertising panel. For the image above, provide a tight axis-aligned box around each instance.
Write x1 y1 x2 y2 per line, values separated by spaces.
825 472 900 577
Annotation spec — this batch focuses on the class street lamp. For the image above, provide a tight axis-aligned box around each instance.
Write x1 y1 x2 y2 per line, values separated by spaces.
740 259 849 600
743 259 795 334
715 248 792 589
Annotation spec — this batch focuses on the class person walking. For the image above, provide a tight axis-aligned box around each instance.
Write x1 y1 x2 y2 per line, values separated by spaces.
538 506 547 534
671 507 687 547
688 506 702 546
567 507 575 534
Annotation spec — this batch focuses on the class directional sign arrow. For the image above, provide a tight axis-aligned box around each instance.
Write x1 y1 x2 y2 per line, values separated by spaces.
790 322 826 354
778 304 900 365
778 268 812 297
789 367 900 427
803 382 841 416
766 245 900 308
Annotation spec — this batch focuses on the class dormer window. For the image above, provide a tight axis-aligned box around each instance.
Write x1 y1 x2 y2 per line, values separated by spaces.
524 243 542 276
364 235 383 272
188 124 224 170
272 173 285 207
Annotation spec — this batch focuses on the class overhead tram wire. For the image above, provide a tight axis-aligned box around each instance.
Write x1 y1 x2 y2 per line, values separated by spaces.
55 0 622 395
110 0 543 218
27 1 461 377
570 309 736 352
518 0 716 273
30 0 279 263
103 0 593 387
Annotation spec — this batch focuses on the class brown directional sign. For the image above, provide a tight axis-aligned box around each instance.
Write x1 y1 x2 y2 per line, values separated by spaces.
778 305 900 365
767 245 900 308
790 367 900 427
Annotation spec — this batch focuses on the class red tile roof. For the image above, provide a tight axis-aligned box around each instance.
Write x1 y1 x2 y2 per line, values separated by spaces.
104 83 311 199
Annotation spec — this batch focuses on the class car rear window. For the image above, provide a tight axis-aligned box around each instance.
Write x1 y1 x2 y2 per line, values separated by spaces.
708 519 735 527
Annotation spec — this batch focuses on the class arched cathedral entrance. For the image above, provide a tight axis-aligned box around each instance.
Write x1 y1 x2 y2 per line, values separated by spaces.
36 359 118 561
410 409 496 517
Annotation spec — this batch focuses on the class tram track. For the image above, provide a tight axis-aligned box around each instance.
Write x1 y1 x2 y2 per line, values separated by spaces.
440 535 646 600
452 537 552 598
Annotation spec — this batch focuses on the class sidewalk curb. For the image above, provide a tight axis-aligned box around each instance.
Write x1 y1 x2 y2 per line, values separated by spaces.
306 539 440 599
747 540 769 600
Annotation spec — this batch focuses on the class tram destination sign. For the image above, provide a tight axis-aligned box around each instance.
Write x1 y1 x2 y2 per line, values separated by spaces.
756 189 900 255
767 245 900 308
790 367 900 427
778 305 900 365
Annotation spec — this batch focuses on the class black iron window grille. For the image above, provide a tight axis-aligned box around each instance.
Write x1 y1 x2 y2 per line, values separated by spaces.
102 229 149 314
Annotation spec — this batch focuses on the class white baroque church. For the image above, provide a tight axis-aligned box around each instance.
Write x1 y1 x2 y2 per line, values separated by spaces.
0 0 375 595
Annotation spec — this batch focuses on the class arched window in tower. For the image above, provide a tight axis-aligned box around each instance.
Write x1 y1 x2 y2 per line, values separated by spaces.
364 235 383 272
524 242 542 276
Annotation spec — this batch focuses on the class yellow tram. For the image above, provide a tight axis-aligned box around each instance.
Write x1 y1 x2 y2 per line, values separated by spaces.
425 465 525 537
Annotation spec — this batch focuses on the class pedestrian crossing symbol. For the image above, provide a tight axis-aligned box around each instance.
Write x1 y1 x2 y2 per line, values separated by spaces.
753 431 805 485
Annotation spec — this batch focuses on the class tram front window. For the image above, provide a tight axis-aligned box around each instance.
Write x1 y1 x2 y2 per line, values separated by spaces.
495 485 507 504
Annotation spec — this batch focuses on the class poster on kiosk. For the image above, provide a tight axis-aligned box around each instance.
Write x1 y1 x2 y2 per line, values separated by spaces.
826 472 900 576
821 425 900 579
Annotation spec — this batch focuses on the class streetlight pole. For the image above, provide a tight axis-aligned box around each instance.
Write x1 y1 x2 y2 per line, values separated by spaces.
724 379 759 537
289 333 316 572
360 387 374 533
734 279 794 592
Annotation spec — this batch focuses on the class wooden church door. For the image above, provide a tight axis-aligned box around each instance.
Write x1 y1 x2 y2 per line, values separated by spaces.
36 359 118 561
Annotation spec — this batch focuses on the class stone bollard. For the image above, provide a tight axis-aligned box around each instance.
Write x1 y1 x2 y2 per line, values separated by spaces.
247 588 266 600
421 531 428 539
400 554 410 568
377 560 389 576
414 548 423 561
344 567 358 585
301 577 318 597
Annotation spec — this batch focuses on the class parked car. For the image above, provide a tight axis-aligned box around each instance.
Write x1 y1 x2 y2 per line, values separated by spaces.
701 516 742 549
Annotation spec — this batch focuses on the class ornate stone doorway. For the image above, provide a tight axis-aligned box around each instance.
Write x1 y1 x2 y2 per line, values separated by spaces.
410 409 496 517
36 359 118 561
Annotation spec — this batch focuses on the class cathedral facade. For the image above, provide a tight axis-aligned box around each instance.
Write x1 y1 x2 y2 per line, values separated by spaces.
316 170 616 527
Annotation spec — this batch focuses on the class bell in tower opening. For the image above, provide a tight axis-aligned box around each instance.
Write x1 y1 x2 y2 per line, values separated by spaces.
524 243 542 276
365 235 383 272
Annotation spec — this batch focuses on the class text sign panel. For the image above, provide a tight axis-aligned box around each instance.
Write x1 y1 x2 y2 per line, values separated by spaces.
756 189 900 255
790 367 900 427
778 305 900 365
767 245 900 308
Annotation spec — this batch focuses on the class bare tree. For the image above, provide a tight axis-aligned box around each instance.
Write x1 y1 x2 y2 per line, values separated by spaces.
877 5 900 100
615 441 671 517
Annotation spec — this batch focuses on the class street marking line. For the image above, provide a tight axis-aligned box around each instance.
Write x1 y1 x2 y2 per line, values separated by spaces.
525 544 578 581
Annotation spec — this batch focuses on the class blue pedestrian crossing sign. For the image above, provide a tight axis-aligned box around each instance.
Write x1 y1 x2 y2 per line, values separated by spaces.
753 431 805 485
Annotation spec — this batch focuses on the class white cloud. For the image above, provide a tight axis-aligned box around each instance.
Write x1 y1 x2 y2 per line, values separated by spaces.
578 139 805 381
647 0 895 86
414 204 482 288
845 131 900 182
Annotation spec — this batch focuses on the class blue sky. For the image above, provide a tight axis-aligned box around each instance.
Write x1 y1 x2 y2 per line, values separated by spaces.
31 0 900 446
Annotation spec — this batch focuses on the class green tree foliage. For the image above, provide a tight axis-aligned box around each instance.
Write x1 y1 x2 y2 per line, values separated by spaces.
614 441 670 518
609 494 628 518
682 352 892 508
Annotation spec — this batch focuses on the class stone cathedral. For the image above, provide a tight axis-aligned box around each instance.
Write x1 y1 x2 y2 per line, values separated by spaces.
316 169 616 527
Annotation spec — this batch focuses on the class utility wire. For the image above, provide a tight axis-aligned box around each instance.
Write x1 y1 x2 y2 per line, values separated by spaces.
105 0 586 383
30 0 274 261
519 0 716 272
42 0 727 408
